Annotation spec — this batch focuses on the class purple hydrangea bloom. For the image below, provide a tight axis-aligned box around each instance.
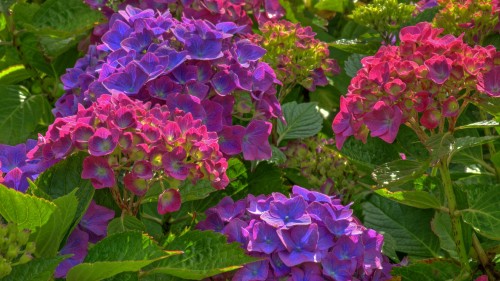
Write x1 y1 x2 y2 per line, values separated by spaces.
197 186 393 280
55 6 280 161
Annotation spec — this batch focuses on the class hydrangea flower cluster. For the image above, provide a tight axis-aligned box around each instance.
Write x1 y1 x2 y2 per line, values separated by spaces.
0 140 56 193
0 222 36 278
281 136 359 202
332 22 500 149
433 0 500 44
197 186 392 281
86 0 284 27
55 5 280 161
351 0 415 44
55 201 115 278
29 93 229 215
248 20 340 99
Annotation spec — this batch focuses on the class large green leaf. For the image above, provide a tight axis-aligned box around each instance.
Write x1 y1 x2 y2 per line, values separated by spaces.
426 133 499 164
372 160 430 187
0 85 53 145
0 184 56 231
144 230 258 280
276 102 323 145
374 189 441 209
462 186 500 240
28 0 103 58
247 162 286 196
2 256 67 281
67 231 179 281
35 153 92 198
362 194 440 257
391 259 461 280
34 189 78 257
107 215 146 236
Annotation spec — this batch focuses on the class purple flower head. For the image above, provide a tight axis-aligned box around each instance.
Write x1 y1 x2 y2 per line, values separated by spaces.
247 221 283 254
261 196 311 228
102 63 149 95
222 218 248 244
88 128 119 156
162 146 190 180
232 260 269 281
219 125 245 155
78 200 115 243
56 5 282 162
321 253 354 281
235 40 266 66
55 227 89 278
197 186 393 280
277 224 320 267
242 120 272 161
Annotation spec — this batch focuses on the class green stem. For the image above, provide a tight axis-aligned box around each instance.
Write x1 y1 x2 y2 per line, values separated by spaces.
472 233 496 281
438 159 471 276
479 110 500 181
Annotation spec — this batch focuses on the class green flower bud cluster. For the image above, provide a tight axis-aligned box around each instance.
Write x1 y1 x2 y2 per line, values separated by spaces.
433 0 499 45
249 20 339 100
281 136 360 202
351 0 415 42
0 222 36 278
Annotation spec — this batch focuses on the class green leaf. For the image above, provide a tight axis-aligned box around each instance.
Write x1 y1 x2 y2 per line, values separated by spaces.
330 38 380 55
144 230 258 280
268 145 287 165
372 159 429 187
462 185 500 240
0 64 31 84
344 53 365 78
455 120 500 130
0 85 53 145
374 189 441 209
34 189 78 257
314 0 348 12
179 180 216 202
277 102 323 145
400 7 439 29
0 184 56 231
426 133 499 163
431 212 460 259
248 162 286 195
391 259 461 280
362 194 440 257
35 153 92 198
67 231 179 281
340 136 400 172
2 256 67 281
107 215 146 235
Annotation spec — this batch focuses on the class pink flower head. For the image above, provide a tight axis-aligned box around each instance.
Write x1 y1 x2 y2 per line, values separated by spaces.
364 101 402 143
442 96 460 117
158 188 181 214
124 172 148 196
420 108 441 129
81 156 116 189
425 55 452 84
478 66 500 97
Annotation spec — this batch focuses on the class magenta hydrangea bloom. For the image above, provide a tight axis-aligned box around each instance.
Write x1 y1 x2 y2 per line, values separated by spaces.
197 185 393 280
158 188 182 214
28 93 229 215
332 22 500 149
